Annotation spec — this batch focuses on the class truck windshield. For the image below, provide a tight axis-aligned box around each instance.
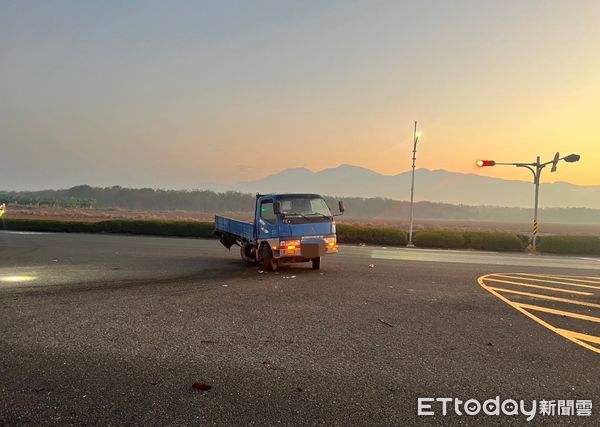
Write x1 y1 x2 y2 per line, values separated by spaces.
279 197 332 218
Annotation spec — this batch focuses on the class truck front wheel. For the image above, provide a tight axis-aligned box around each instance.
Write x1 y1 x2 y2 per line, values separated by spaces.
262 245 278 272
240 242 257 264
311 257 321 270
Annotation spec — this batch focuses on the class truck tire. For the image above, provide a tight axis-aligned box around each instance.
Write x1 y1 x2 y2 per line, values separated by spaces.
240 242 256 264
262 245 278 272
311 257 321 270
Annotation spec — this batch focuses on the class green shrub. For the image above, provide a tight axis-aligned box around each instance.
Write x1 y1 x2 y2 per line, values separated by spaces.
464 232 527 252
2 219 99 233
336 224 408 246
516 233 531 247
3 218 598 255
1 218 214 238
413 231 466 249
537 235 600 255
99 220 214 238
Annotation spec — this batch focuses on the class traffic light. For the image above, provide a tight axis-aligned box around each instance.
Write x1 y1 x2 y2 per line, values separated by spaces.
551 152 560 173
476 160 495 167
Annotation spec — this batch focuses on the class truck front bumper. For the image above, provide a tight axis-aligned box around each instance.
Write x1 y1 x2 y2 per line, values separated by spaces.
272 237 337 259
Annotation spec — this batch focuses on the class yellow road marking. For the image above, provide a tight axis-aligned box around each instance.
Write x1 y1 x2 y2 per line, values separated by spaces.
514 273 600 284
483 277 593 296
493 274 600 291
557 329 600 345
515 303 600 324
478 274 600 355
487 287 600 309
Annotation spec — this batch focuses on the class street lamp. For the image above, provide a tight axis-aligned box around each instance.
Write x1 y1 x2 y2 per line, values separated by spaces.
477 152 580 251
407 121 421 247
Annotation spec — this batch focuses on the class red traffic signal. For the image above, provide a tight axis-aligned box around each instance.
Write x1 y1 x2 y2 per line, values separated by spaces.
476 160 496 167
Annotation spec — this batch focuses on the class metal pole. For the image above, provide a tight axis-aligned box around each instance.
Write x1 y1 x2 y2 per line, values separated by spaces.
532 156 541 251
407 121 417 247
479 153 580 252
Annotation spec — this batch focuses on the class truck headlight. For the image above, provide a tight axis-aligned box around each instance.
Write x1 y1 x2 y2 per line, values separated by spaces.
279 240 300 254
279 240 301 248
324 237 337 248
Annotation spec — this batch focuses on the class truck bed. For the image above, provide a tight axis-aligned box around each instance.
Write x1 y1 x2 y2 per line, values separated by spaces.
214 215 254 241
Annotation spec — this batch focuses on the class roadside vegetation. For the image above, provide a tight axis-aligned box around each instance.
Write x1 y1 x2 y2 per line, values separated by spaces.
2 185 600 224
1 219 214 238
537 235 600 255
413 231 527 252
3 218 598 255
336 224 408 246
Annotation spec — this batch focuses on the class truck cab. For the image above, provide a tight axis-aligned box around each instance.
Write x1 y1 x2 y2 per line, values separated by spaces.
215 193 344 271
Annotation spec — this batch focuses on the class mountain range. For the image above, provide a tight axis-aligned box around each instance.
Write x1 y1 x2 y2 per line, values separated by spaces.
217 164 600 209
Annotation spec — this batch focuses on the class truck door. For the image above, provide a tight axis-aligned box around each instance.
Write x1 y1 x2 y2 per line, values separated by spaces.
257 198 277 240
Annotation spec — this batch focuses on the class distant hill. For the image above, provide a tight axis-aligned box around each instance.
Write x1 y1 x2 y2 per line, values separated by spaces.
227 164 600 209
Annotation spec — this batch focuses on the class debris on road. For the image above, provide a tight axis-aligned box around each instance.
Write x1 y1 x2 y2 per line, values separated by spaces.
192 382 211 391
378 318 394 328
258 269 265 274
368 264 375 268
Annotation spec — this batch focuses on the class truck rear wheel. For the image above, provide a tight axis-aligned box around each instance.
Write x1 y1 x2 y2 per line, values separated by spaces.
262 245 278 272
240 243 256 264
311 257 321 270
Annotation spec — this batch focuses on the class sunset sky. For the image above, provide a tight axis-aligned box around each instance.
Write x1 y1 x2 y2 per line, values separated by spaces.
2 0 599 190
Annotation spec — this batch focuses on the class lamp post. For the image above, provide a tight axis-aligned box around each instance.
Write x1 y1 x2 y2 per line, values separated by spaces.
477 153 580 251
407 121 421 248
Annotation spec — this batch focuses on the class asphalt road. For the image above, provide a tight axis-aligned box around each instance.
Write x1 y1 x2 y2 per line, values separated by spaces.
1 231 599 425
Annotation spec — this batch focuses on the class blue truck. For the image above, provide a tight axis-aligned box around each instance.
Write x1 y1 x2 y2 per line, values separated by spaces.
214 193 344 271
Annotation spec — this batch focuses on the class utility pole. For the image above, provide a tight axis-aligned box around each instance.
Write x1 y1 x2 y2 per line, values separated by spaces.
407 121 420 247
477 153 580 251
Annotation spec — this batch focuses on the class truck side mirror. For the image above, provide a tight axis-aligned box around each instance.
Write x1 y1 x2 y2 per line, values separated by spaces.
273 201 281 215
338 201 345 214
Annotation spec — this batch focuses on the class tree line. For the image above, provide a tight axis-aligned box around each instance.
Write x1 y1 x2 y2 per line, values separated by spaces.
1 185 599 224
